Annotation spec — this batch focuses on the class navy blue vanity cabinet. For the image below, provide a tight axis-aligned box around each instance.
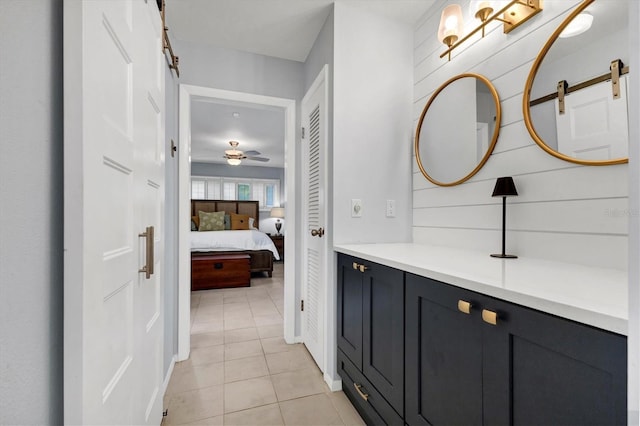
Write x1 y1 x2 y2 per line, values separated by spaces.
337 254 404 425
405 273 485 425
405 273 627 426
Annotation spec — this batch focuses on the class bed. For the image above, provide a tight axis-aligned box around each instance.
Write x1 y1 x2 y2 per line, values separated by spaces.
191 200 279 277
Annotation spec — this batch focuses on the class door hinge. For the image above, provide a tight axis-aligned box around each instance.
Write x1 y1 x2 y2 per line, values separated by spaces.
301 300 304 311
301 127 305 138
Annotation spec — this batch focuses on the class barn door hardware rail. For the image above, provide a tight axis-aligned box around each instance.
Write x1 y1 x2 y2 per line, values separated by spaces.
529 59 629 107
160 0 180 77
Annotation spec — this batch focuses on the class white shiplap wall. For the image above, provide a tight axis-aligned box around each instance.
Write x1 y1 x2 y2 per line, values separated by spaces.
412 0 629 270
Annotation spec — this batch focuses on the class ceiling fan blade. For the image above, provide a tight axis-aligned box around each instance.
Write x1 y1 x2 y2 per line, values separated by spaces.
244 150 261 156
246 156 270 162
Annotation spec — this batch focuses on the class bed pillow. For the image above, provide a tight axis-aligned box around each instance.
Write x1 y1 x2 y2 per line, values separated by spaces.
191 215 200 231
230 213 250 230
199 211 225 231
224 214 231 230
249 217 258 230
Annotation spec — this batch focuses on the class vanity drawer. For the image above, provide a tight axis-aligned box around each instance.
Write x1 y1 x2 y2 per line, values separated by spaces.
338 349 403 426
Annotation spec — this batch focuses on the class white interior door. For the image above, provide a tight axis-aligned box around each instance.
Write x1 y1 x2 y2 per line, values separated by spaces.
64 0 165 424
556 75 629 160
301 68 328 371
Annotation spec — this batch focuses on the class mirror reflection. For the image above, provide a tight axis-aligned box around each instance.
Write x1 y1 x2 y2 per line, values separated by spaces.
525 0 629 164
416 73 501 186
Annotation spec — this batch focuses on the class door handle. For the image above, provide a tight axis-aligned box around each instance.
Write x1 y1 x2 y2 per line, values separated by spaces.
310 227 325 237
138 226 154 279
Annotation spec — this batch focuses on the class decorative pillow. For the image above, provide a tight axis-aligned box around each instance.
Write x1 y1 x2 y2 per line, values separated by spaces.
192 215 200 230
198 211 225 231
230 213 250 230
249 217 258 230
191 219 198 231
224 214 231 230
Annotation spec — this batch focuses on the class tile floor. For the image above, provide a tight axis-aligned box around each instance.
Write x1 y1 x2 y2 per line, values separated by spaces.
163 263 365 426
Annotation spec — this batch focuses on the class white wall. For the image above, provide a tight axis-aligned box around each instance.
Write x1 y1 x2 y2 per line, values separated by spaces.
627 0 639 421
0 0 64 423
413 0 628 270
333 2 414 245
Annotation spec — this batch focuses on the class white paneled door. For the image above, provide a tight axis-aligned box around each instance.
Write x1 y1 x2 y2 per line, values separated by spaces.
556 75 629 160
301 67 328 372
64 0 165 424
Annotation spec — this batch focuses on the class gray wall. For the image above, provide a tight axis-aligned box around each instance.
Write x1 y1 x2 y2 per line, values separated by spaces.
0 0 64 424
174 40 304 100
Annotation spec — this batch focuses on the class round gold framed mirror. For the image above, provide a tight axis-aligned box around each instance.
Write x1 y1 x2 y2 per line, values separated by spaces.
415 73 501 186
523 0 629 165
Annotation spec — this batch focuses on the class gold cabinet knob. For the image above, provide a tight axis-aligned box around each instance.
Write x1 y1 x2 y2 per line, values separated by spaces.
358 264 368 273
352 262 359 270
457 300 472 314
482 309 498 325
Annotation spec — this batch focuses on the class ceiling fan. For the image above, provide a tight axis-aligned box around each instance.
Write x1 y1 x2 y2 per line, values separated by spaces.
223 141 269 166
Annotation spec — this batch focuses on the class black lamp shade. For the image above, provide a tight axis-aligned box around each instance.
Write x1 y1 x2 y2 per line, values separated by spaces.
492 176 518 197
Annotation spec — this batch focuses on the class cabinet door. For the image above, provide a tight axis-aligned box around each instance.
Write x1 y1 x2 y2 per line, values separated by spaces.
482 296 627 426
362 261 404 416
337 254 363 369
405 274 484 426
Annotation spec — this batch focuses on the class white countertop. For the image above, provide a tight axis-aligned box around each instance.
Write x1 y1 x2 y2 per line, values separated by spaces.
334 243 628 335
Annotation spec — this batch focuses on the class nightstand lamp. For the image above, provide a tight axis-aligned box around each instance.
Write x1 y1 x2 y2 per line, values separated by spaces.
270 207 285 236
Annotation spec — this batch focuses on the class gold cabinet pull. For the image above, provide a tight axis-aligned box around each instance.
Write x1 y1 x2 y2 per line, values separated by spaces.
354 383 369 401
482 309 498 325
358 264 368 273
138 226 154 279
352 262 359 270
458 300 472 314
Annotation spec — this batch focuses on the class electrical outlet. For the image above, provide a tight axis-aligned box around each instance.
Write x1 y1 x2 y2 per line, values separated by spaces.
386 200 396 217
351 199 362 217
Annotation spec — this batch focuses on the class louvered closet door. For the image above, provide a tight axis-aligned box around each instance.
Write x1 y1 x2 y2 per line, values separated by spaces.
301 67 328 372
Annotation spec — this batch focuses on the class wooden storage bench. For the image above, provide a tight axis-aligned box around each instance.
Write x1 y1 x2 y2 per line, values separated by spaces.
191 253 251 290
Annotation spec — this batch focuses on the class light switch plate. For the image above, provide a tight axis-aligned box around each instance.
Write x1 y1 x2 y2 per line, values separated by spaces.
386 200 396 217
351 199 362 217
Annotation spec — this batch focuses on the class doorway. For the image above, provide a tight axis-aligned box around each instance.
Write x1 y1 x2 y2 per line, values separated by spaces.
177 85 297 361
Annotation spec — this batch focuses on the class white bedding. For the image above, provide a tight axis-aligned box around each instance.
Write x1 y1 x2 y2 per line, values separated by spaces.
191 230 280 260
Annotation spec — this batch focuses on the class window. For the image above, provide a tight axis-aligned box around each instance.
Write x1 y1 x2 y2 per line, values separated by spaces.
191 176 280 210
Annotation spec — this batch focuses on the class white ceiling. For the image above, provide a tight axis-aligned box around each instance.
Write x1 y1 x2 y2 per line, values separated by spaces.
166 0 436 167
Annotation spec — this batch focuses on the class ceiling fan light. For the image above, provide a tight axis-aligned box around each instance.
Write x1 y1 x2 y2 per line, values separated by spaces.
227 158 241 166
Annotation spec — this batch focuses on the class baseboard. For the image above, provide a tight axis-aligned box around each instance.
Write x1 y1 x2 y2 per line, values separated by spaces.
324 372 342 392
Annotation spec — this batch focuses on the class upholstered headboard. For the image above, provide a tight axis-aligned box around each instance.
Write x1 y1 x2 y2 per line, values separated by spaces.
191 200 260 229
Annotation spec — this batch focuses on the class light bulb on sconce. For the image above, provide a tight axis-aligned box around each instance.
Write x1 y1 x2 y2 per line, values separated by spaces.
470 0 495 36
438 0 542 61
438 4 464 60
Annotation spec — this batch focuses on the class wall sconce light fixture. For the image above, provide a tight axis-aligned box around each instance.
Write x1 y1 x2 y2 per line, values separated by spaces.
490 176 518 259
438 4 464 61
439 0 543 61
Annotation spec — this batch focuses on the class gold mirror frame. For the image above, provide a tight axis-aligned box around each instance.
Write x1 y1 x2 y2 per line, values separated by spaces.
415 73 502 186
522 0 628 166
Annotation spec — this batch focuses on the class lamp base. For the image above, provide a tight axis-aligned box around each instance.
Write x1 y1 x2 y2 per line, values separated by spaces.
490 254 518 259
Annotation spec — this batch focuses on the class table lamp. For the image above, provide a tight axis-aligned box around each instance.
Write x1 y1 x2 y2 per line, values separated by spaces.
270 207 285 236
490 176 518 259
